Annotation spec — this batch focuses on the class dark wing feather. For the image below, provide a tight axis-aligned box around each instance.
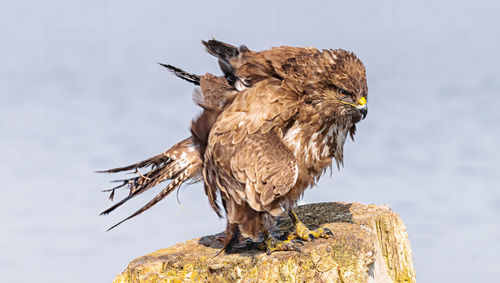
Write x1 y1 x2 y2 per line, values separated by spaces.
202 39 240 62
202 39 250 86
158 63 200 85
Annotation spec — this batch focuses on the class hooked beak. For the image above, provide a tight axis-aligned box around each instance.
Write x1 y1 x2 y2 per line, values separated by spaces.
357 104 368 120
340 96 368 120
355 96 368 120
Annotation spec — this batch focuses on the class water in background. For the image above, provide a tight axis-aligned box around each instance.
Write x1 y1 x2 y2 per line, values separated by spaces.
1 1 499 282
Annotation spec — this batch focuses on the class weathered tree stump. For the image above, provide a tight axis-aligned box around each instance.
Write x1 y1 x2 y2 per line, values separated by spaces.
113 202 416 283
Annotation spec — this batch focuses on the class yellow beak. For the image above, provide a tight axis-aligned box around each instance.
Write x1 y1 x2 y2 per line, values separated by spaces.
341 96 367 108
358 96 366 106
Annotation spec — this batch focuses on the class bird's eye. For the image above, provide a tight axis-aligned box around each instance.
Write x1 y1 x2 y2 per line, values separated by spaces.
337 87 352 99
329 84 353 100
338 87 351 98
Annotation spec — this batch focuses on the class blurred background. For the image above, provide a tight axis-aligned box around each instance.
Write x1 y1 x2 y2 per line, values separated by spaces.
1 0 499 282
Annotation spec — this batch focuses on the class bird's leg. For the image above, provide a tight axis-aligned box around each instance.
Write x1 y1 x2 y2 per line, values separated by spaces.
214 223 239 257
261 229 302 255
287 209 334 241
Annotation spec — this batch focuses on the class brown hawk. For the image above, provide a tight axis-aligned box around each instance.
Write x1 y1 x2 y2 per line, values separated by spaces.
100 39 368 254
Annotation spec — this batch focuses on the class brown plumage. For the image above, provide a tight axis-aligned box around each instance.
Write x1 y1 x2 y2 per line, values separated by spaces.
100 40 368 246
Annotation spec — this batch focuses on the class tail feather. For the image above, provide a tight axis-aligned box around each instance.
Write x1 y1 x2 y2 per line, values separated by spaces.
96 151 171 174
158 63 200 85
99 137 203 228
99 159 187 215
106 165 195 231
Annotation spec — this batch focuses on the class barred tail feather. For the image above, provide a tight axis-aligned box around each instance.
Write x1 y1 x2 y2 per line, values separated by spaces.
99 158 188 215
106 165 195 231
99 137 203 226
96 151 171 174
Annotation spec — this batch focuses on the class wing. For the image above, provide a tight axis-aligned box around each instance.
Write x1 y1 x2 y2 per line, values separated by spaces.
210 77 299 146
202 39 357 94
206 130 298 217
206 77 300 215
202 39 317 89
234 46 320 86
231 131 298 213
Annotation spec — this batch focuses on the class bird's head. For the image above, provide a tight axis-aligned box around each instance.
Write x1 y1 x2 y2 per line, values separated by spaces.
300 49 368 124
333 50 367 124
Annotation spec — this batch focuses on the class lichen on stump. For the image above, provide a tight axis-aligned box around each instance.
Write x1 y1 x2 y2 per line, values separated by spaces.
112 202 416 283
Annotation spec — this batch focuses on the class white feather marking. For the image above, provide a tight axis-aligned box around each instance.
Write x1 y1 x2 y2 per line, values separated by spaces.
235 80 247 91
337 129 346 147
284 126 302 156
177 152 189 168
309 134 320 161
291 161 299 185
294 140 301 156
321 144 330 158
311 131 321 141
284 126 301 140
323 124 336 144
321 124 343 159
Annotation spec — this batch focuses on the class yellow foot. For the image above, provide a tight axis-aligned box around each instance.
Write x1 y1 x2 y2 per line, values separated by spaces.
288 210 334 241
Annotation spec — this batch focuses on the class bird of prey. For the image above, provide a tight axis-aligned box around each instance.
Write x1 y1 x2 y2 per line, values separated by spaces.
99 39 368 254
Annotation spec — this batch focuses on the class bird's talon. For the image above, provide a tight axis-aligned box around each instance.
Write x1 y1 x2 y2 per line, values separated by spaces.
264 235 302 255
291 238 304 245
292 245 302 253
323 228 334 238
289 209 335 241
